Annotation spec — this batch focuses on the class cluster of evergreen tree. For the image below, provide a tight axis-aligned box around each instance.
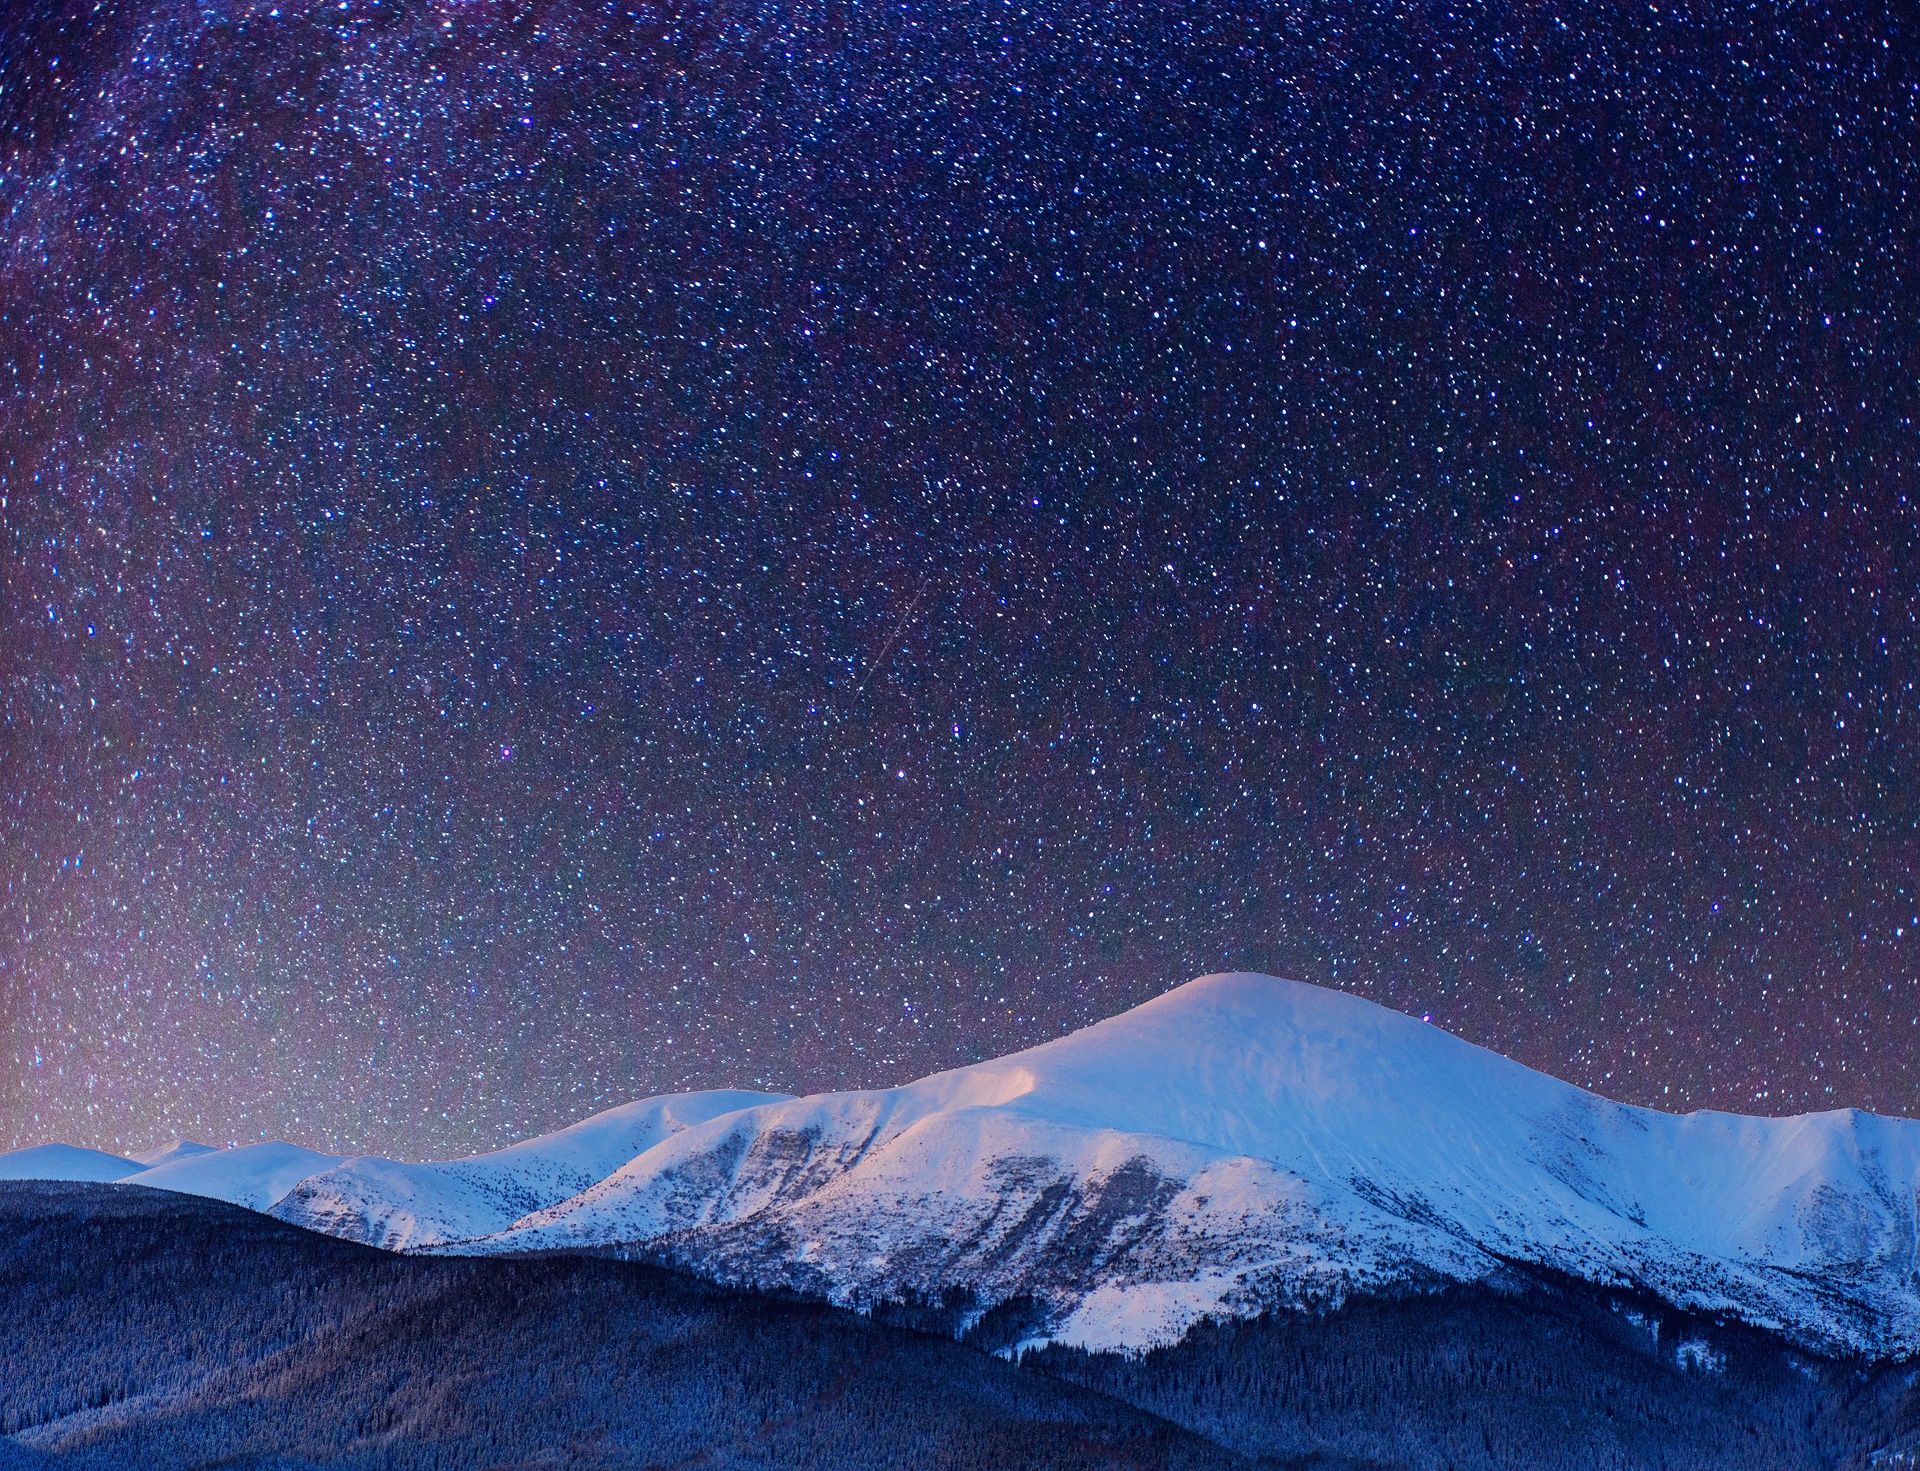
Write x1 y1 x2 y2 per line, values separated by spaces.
9 1182 1920 1468
1027 1272 1920 1471
0 1183 1239 1470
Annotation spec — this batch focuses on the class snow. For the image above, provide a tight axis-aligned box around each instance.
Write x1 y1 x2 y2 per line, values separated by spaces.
1051 1275 1244 1355
460 973 1920 1357
130 1140 220 1169
124 1142 348 1212
271 1090 786 1248
0 1143 142 1182
12 972 1920 1358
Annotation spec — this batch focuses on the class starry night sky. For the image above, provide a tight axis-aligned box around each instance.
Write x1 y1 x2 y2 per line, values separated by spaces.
3 0 1918 1157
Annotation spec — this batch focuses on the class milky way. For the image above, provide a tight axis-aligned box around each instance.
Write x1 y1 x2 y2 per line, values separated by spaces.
3 0 1917 1155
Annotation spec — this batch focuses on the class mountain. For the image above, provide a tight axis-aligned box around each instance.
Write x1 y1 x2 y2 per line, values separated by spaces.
439 974 1920 1359
0 1145 140 1183
7 1181 1919 1471
128 1141 219 1169
124 1142 349 1212
16 974 1920 1362
269 1090 787 1249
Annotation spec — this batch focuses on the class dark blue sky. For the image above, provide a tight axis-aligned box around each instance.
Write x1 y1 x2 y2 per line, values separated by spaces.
3 0 1917 1156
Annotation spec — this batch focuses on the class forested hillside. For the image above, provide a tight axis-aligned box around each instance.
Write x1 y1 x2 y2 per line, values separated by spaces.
1032 1275 1920 1471
7 1182 1920 1469
0 1184 1242 1470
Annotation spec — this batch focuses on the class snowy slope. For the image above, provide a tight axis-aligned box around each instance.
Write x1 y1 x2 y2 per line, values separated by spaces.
271 1090 787 1249
0 1143 142 1182
131 1140 220 1169
453 974 1920 1358
124 1142 348 1211
12 973 1919 1359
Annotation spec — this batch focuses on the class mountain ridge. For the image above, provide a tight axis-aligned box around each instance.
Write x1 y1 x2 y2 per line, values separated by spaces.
431 973 1920 1357
7 973 1919 1359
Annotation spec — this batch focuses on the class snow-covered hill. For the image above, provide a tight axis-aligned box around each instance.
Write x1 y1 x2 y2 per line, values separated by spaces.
127 1142 350 1211
270 1090 788 1249
10 974 1920 1358
131 1140 221 1169
451 974 1920 1357
0 1143 141 1182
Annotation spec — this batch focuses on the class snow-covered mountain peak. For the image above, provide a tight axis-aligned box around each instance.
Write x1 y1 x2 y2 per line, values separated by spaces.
943 970 1559 1146
6 973 1919 1360
460 975 1920 1358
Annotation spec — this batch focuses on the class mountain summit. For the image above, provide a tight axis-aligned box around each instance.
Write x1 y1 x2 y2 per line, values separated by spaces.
410 973 1920 1354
